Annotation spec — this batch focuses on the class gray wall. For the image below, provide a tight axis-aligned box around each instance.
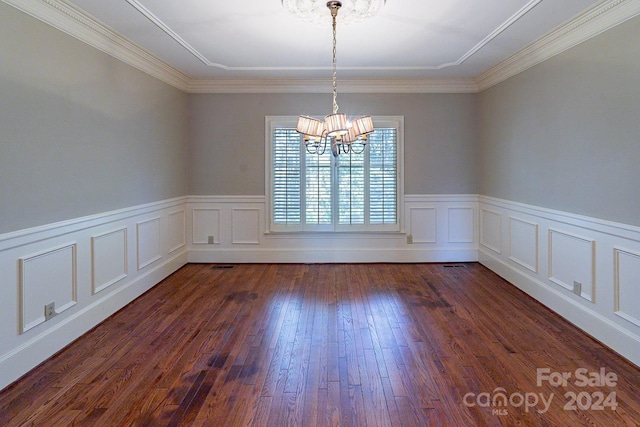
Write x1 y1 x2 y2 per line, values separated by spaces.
478 15 640 226
188 92 478 195
5 0 637 233
0 3 189 234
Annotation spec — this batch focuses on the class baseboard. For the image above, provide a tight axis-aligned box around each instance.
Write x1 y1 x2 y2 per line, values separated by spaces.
188 248 478 264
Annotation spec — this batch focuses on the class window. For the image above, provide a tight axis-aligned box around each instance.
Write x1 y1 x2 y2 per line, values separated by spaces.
267 116 403 232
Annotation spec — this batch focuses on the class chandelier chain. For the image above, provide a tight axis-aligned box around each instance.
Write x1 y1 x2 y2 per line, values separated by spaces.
332 10 339 114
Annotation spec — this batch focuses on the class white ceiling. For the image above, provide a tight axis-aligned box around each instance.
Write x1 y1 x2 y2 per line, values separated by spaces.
10 0 637 91
66 0 603 82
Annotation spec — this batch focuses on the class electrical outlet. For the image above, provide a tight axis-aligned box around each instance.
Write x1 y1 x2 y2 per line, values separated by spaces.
573 281 582 296
407 234 413 244
208 235 214 244
44 302 56 320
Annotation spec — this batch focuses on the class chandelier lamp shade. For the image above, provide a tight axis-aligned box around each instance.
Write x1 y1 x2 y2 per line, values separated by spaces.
285 1 378 156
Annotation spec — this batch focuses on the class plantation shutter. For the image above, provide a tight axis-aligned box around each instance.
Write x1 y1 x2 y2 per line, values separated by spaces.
338 150 365 225
305 148 333 225
369 128 397 224
272 128 301 225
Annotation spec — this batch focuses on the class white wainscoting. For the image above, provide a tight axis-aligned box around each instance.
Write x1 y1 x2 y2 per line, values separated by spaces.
91 228 128 294
5 193 639 391
0 197 188 391
548 229 596 301
136 217 162 270
408 207 437 243
479 196 640 367
508 216 539 273
614 248 640 328
448 207 475 243
187 195 479 263
168 209 186 254
19 243 78 333
480 207 503 254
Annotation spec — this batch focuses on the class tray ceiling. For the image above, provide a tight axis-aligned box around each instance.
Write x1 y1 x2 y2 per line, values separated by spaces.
67 0 602 80
7 0 639 91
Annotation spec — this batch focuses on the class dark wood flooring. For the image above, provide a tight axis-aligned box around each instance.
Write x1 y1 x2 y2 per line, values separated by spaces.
1 263 640 426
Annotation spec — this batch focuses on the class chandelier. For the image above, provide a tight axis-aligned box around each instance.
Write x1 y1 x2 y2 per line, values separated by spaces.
287 1 377 156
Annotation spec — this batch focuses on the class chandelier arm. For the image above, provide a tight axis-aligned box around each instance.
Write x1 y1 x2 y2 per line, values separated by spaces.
318 133 329 155
351 142 367 155
338 140 348 156
307 141 327 156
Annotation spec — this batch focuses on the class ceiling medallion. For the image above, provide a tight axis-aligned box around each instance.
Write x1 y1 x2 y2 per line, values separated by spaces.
282 0 386 26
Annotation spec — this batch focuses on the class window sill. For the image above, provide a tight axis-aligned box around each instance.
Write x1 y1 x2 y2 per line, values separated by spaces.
264 230 406 239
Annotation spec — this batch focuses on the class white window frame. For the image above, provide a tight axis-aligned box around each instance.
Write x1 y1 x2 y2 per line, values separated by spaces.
265 115 404 234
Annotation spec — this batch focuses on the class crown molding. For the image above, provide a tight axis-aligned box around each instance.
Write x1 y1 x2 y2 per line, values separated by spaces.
4 0 640 94
187 78 479 94
2 0 191 91
476 0 640 91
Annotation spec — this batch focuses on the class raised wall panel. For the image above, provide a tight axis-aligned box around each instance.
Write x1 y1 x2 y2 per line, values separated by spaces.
480 208 502 254
168 209 186 253
192 208 220 244
19 243 77 333
548 229 595 301
448 207 474 243
614 248 640 327
137 217 162 270
508 217 538 273
91 228 127 294
232 209 261 245
409 207 436 243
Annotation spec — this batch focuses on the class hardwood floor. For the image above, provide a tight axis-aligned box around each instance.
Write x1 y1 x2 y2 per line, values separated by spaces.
2 263 640 426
